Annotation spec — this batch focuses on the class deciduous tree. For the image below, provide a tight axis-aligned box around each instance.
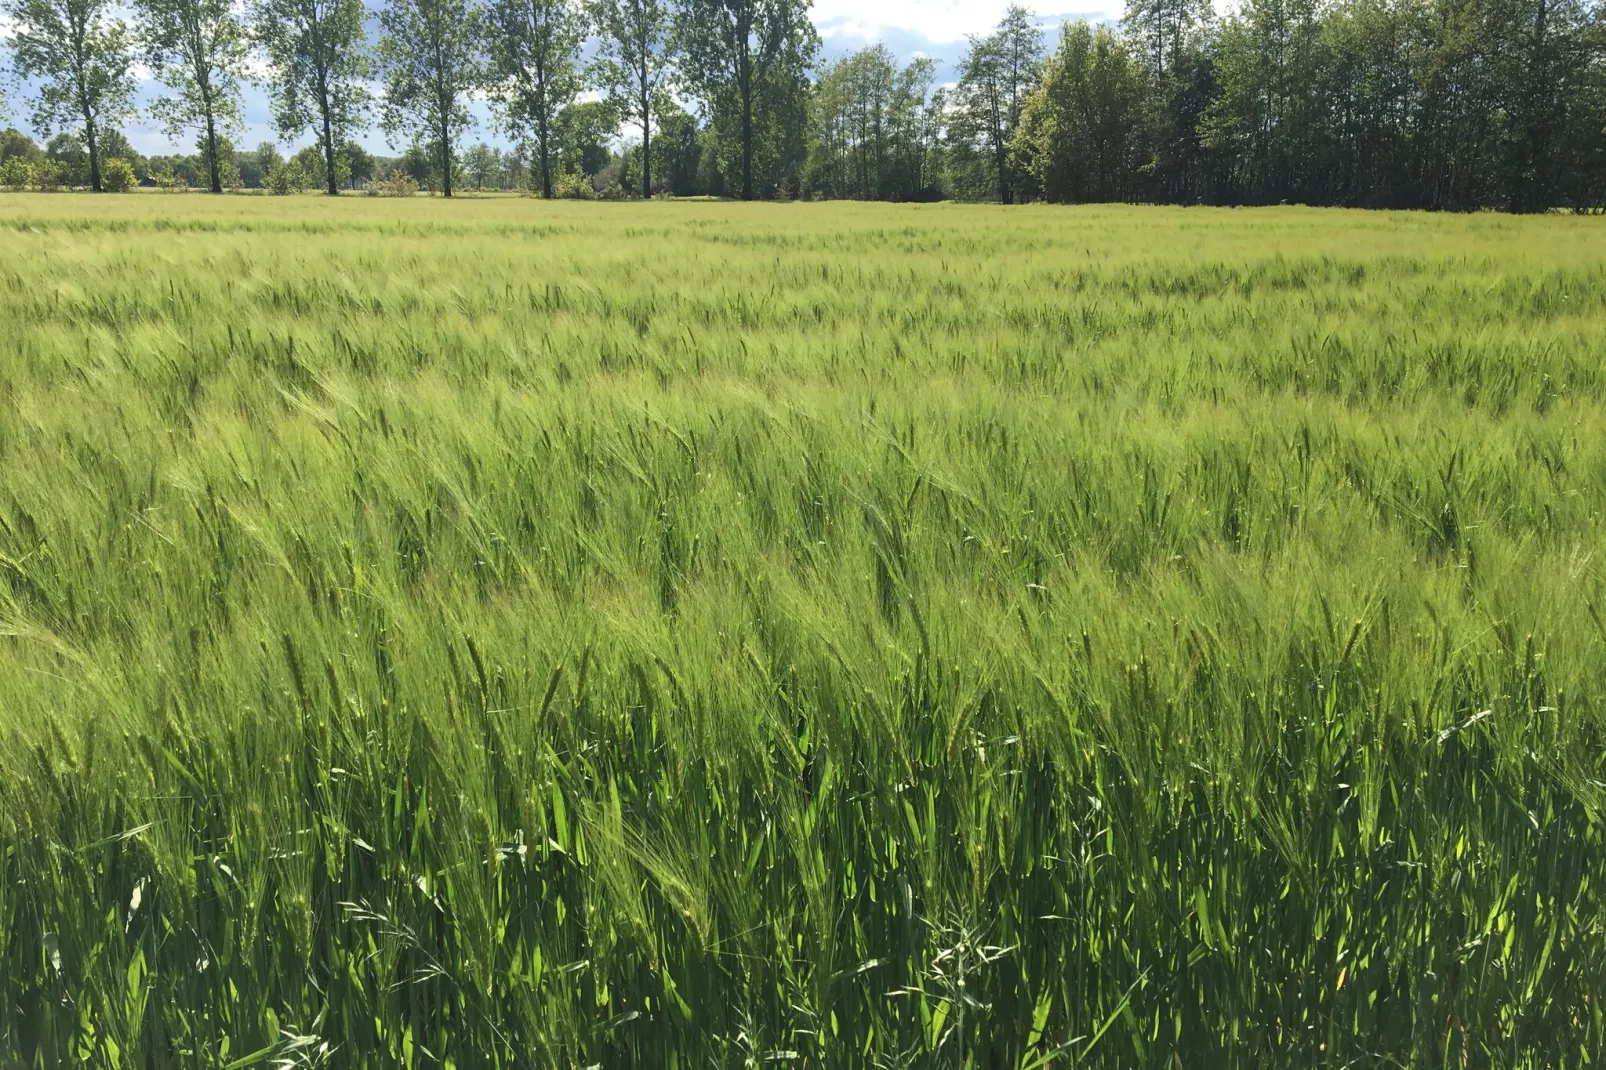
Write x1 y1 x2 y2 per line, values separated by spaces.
253 0 372 195
807 45 939 200
134 0 251 192
1015 21 1148 202
485 0 585 197
378 0 484 198
674 0 816 200
590 0 673 197
954 5 1044 203
4 0 136 191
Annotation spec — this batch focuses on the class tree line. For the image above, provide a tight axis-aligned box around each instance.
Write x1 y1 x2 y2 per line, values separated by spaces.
2 0 1603 209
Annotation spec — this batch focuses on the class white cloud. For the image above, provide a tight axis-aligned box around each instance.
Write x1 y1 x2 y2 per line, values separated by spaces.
812 0 1117 44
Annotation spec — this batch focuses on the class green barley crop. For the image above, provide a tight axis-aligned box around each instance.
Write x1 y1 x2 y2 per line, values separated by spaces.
1 194 1604 1066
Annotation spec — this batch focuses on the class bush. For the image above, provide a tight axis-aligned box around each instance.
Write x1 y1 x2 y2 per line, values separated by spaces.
553 171 595 200
32 160 62 191
366 172 419 198
266 162 303 195
101 157 137 192
0 157 30 191
156 166 189 192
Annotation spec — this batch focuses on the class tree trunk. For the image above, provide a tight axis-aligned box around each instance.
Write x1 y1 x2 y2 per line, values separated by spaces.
539 119 552 198
1519 0 1554 212
321 106 339 195
205 111 223 193
641 87 652 199
84 111 102 192
741 78 754 200
441 120 453 197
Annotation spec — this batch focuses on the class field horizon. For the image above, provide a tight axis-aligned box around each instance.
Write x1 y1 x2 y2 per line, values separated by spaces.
2 196 1604 1066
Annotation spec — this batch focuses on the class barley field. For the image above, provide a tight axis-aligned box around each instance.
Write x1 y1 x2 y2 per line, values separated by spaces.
1 195 1604 1066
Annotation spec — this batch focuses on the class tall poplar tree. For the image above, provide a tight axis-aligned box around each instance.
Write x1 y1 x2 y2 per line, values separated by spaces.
674 0 816 200
590 0 673 197
954 5 1044 203
253 0 372 195
135 0 251 192
4 0 135 191
1123 0 1211 75
485 0 585 198
378 0 485 197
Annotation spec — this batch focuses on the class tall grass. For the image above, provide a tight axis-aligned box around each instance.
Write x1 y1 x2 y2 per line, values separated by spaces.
1 195 1604 1066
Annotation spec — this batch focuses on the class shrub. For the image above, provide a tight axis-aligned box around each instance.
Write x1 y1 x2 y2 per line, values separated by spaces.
101 157 137 192
0 158 30 191
32 160 62 191
553 171 595 200
266 162 303 195
156 166 190 192
366 172 420 198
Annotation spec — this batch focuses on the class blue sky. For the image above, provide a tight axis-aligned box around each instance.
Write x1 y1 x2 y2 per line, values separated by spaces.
4 0 1120 157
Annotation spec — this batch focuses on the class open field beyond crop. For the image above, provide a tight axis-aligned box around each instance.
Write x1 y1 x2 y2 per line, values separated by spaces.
1 195 1605 1066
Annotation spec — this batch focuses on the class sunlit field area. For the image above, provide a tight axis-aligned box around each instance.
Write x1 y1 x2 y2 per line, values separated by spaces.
2 195 1604 1066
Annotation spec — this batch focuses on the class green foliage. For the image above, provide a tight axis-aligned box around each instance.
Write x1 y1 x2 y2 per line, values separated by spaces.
99 154 135 190
366 170 420 196
377 0 484 198
30 157 62 189
589 0 673 197
952 4 1046 204
251 0 372 195
0 157 30 189
2 0 137 192
0 127 45 164
0 196 1604 1064
462 141 502 189
44 131 88 184
341 142 374 189
133 0 249 192
154 162 189 190
552 168 595 197
554 98 618 178
4 0 1600 207
673 0 818 200
265 158 304 193
650 102 706 195
1030 0 1606 209
293 142 349 190
1122 0 1210 75
806 45 941 201
252 139 284 181
484 0 586 198
1199 0 1326 204
1014 21 1149 203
